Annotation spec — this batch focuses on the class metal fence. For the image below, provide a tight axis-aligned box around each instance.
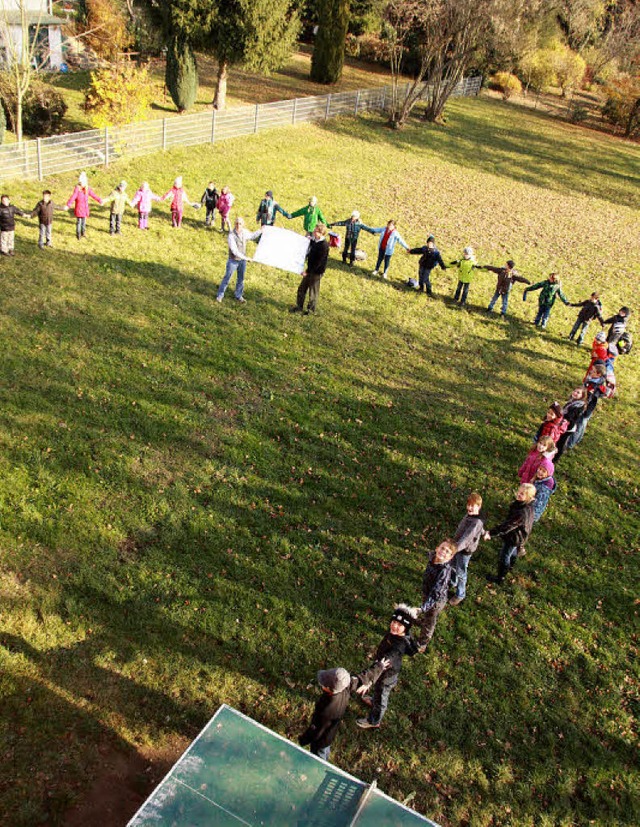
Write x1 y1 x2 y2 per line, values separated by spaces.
0 76 481 184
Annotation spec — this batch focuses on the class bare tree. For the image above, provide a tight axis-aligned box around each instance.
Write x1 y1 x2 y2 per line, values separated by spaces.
384 0 495 128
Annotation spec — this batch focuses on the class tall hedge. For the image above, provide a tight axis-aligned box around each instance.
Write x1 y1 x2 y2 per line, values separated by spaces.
166 36 198 112
310 0 350 84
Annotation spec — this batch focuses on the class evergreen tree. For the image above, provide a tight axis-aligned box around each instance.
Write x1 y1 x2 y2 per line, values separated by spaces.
310 0 350 84
166 35 199 112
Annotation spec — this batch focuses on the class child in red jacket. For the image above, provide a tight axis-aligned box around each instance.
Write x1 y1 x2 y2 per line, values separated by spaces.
534 402 568 445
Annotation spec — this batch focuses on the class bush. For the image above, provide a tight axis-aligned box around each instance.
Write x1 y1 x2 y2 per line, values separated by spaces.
310 0 350 84
345 33 360 58
518 49 556 94
0 77 67 137
550 43 586 97
568 102 589 123
491 71 523 100
602 75 640 137
84 61 153 127
165 37 198 112
356 33 391 65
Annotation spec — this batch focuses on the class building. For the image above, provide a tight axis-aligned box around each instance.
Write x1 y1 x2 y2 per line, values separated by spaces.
0 0 65 70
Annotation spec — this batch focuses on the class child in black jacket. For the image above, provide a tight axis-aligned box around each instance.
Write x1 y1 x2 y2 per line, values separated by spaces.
0 194 29 256
408 234 446 296
486 484 536 585
568 292 604 345
299 660 388 760
200 181 219 226
356 604 419 729
418 539 457 649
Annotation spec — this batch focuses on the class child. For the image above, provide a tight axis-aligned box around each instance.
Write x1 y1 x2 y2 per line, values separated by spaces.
485 483 536 584
482 259 530 317
451 246 479 306
30 190 67 249
408 234 446 294
568 292 604 345
66 172 102 240
369 220 409 280
449 493 486 606
256 190 289 227
417 540 457 648
534 402 568 445
201 181 219 227
356 604 420 729
0 194 30 255
518 436 555 484
217 186 235 233
555 387 588 461
602 306 631 345
288 196 327 236
523 272 571 329
299 660 389 761
328 210 373 266
532 464 556 523
130 182 162 230
162 176 197 228
103 181 130 235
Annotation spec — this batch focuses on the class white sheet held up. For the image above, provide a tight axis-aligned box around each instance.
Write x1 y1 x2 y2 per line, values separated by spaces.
253 225 310 275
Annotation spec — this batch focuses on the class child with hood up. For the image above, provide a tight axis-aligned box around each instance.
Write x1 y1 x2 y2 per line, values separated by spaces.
299 658 389 761
66 172 102 239
518 436 556 484
130 182 162 230
356 604 420 730
162 176 198 228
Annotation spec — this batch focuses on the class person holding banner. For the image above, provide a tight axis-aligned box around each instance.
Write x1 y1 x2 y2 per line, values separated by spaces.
290 223 329 315
216 217 262 304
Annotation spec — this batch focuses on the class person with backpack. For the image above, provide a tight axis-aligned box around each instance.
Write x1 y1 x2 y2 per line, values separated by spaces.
523 272 571 329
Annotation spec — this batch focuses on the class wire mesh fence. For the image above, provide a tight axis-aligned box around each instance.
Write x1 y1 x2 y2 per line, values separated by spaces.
0 76 481 184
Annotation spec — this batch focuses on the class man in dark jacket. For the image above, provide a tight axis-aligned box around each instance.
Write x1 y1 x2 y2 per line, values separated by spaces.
0 194 29 256
290 223 330 315
568 292 604 345
408 234 446 295
486 484 536 584
482 259 531 317
299 660 388 760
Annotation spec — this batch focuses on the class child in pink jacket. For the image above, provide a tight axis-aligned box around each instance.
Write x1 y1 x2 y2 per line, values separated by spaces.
66 172 102 239
217 186 235 232
518 436 556 484
162 176 197 228
131 182 162 230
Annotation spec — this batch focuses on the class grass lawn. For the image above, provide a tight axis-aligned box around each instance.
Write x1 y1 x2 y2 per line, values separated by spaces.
0 95 639 827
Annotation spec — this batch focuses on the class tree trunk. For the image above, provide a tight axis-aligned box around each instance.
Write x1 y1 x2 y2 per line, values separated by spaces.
16 94 23 144
213 60 228 111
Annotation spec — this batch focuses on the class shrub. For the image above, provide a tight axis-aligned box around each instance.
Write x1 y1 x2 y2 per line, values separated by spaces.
602 75 640 137
356 33 391 65
491 71 523 100
310 0 350 84
345 33 360 58
518 49 556 94
165 37 198 112
84 61 153 127
568 102 589 123
0 77 67 137
550 43 586 97
83 0 131 60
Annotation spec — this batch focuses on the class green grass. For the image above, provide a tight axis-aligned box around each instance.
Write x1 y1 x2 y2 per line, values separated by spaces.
0 96 639 827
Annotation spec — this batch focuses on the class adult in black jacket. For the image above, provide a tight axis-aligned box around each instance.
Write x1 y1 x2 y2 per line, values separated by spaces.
486 484 536 584
568 292 604 345
299 660 387 760
291 223 330 315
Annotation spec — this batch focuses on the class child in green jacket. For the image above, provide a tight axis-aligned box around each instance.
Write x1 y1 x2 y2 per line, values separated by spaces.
451 246 480 306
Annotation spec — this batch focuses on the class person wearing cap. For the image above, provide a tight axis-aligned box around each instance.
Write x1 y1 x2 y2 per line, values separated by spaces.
256 190 290 227
102 180 132 236
407 234 446 294
523 272 571 329
602 306 631 346
533 402 568 445
450 246 480 306
66 171 102 240
327 210 374 266
201 181 219 227
290 223 329 315
216 216 262 304
288 196 327 236
299 660 389 760
356 604 420 730
368 220 409 279
162 176 198 228
481 259 530 317
568 291 605 345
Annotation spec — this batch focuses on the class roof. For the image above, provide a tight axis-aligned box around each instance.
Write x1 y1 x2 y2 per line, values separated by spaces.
1 11 65 26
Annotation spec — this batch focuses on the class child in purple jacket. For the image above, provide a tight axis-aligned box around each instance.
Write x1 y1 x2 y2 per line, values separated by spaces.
131 182 162 230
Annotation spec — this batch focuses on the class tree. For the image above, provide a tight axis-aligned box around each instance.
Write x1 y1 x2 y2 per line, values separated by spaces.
383 0 495 128
0 99 5 145
83 0 132 60
310 0 350 84
166 35 198 111
84 60 153 126
519 47 557 97
550 40 586 95
602 73 640 136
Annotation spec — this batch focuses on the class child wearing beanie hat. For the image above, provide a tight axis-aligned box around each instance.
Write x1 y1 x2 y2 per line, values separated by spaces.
299 660 389 760
356 604 420 730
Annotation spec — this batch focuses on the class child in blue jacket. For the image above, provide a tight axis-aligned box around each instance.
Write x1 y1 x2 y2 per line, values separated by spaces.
369 220 409 279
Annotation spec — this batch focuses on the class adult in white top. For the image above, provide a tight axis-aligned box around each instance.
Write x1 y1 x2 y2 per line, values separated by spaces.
216 217 262 303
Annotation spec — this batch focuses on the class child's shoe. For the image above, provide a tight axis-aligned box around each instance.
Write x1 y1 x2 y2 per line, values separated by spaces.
356 718 379 729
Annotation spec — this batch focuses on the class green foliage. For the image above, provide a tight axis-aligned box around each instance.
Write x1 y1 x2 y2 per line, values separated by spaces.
0 78 68 137
602 74 640 137
518 47 557 94
84 61 154 127
549 41 587 96
166 36 198 112
310 0 351 83
491 71 523 99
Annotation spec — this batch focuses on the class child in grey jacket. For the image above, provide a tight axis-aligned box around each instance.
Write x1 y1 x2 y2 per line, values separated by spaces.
449 492 486 606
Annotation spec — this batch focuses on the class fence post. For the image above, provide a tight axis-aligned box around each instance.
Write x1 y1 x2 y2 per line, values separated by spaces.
292 98 297 125
254 103 259 133
211 109 216 143
162 118 167 150
23 141 29 177
325 94 331 120
104 126 109 167
354 90 361 116
36 138 43 181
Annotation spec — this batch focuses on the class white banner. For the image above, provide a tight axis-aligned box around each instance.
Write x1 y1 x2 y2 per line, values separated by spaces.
253 225 310 275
